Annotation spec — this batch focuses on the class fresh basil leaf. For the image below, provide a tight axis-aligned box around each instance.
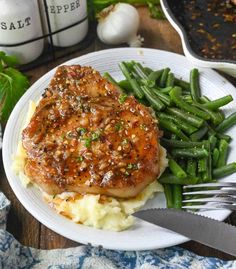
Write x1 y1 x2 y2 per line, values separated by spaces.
0 66 29 122
0 51 19 67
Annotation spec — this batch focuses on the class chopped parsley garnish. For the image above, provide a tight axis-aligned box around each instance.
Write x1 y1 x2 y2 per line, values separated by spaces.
124 171 130 176
53 194 57 199
121 138 129 145
66 131 75 139
118 93 127 104
140 124 147 131
77 127 87 136
91 131 101 141
127 163 138 170
84 137 92 148
77 156 84 162
127 163 133 169
115 122 122 131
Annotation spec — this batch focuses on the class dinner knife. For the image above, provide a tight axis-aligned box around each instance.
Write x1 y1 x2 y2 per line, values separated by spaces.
133 208 236 257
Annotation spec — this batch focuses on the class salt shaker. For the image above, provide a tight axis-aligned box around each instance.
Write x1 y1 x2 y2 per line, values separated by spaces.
0 0 44 64
39 0 88 47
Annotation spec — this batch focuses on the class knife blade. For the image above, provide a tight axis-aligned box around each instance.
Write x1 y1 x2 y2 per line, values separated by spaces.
133 208 236 256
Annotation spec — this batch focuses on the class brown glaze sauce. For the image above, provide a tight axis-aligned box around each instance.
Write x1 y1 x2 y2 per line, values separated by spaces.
22 65 160 198
168 0 236 61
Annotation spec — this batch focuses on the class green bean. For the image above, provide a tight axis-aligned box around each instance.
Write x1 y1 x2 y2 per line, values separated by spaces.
213 163 236 178
182 90 192 95
159 68 170 87
217 139 229 168
159 173 198 185
169 87 210 120
145 80 156 88
103 72 117 84
144 67 153 74
212 148 220 167
163 184 173 208
119 62 144 99
178 159 187 170
141 86 165 110
148 70 164 85
203 95 233 110
198 158 207 173
128 79 144 99
157 113 197 135
160 138 204 148
215 111 225 125
137 98 150 106
217 111 225 122
190 68 201 102
203 140 212 181
152 89 171 106
216 112 236 133
205 123 216 136
216 133 232 143
171 134 178 140
169 158 187 178
162 129 174 139
174 78 190 91
187 159 197 176
118 80 133 93
182 95 193 103
132 71 140 80
193 101 223 125
167 107 204 128
132 63 156 88
159 86 173 94
209 135 217 149
166 72 175 87
103 72 123 92
124 61 133 70
120 62 236 198
159 119 189 141
132 62 148 79
137 62 148 72
173 184 182 209
200 95 211 103
171 148 209 158
174 116 198 135
190 126 208 141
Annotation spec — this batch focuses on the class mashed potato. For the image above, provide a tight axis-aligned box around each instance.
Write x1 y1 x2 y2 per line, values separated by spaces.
43 180 163 231
13 101 167 231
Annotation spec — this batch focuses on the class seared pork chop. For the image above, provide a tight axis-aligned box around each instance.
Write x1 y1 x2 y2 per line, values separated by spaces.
22 65 160 198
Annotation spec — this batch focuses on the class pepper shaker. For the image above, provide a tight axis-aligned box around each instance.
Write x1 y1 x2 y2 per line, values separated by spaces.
39 0 88 47
0 0 44 64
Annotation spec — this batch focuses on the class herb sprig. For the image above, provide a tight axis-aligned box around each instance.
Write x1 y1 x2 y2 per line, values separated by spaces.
89 0 165 20
0 51 30 122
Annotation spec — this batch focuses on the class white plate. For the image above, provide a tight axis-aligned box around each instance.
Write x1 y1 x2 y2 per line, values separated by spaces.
3 48 236 250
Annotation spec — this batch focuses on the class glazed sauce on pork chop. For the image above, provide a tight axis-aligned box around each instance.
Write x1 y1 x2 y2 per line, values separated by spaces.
22 65 160 198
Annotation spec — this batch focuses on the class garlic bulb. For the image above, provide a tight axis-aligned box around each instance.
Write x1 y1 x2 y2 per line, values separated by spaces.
97 3 143 47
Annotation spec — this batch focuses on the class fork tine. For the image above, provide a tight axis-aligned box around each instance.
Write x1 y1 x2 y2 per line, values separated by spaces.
182 182 236 211
182 204 236 211
182 189 236 196
182 196 236 203
183 182 236 189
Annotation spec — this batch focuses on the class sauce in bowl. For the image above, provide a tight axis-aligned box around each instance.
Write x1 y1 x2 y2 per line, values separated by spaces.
167 0 236 62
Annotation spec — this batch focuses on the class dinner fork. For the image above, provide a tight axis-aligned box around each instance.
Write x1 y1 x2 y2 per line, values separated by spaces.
182 182 236 211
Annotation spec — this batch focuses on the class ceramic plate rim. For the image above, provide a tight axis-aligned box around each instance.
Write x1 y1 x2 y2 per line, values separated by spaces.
2 48 235 250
